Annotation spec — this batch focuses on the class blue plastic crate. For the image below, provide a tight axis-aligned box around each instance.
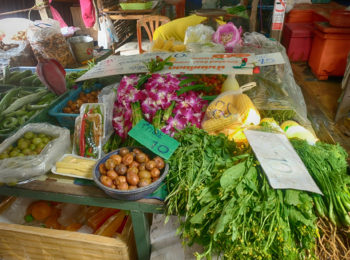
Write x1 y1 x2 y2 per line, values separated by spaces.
48 84 104 130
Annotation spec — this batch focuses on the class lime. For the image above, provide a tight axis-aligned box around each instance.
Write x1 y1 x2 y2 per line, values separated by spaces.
38 133 46 138
17 153 25 157
22 148 31 155
0 153 9 159
42 137 50 144
24 132 35 140
17 138 26 146
35 147 42 154
9 150 19 157
32 137 42 145
18 141 29 150
5 145 13 153
29 144 36 150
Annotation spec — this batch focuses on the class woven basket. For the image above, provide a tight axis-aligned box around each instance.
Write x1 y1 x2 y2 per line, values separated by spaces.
0 217 136 260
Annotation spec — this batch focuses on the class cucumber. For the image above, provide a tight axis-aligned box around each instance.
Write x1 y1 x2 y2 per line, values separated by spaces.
8 70 32 85
20 75 37 86
32 77 44 87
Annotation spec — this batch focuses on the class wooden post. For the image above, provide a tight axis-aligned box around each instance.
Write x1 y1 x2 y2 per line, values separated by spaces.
249 0 259 32
36 0 53 20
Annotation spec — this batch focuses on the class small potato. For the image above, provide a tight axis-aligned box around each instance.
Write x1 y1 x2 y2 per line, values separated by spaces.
138 163 146 171
126 172 139 186
122 153 134 165
118 182 129 190
154 156 165 170
116 176 127 185
151 168 160 178
100 176 113 188
116 164 127 175
119 147 129 157
138 178 151 187
105 159 116 170
136 153 146 163
110 154 122 165
107 170 118 180
152 177 159 182
139 170 151 179
130 161 140 169
146 160 156 170
133 148 142 154
111 184 116 189
63 107 72 113
129 185 137 190
127 167 139 175
99 163 107 175
67 100 73 106
145 155 150 163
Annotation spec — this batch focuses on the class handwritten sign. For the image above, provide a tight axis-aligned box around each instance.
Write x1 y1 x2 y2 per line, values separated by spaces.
76 52 255 82
128 120 179 160
256 52 285 66
244 130 322 194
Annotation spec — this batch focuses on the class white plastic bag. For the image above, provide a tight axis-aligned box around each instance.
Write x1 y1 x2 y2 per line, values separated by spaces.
98 83 118 139
98 15 119 49
0 123 70 183
184 24 215 45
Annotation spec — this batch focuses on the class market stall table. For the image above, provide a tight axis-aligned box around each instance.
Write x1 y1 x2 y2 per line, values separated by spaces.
0 178 164 260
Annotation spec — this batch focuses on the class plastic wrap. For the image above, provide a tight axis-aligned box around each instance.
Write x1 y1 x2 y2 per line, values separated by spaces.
98 84 118 139
237 32 308 124
184 24 215 44
186 42 225 53
73 110 103 159
0 123 70 183
202 84 260 137
27 19 76 68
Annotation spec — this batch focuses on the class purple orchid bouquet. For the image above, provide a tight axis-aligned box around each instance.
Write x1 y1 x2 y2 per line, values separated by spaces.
112 73 208 138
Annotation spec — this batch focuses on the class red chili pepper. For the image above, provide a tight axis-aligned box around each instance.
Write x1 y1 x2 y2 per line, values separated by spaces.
80 114 87 156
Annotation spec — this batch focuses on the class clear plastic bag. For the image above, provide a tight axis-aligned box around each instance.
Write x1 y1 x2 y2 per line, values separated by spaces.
202 83 260 136
27 19 76 68
98 83 118 139
184 24 215 45
0 123 70 183
237 32 308 125
73 112 103 159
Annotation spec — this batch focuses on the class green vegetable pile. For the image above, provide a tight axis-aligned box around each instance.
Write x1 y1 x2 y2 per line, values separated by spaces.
166 126 318 259
0 88 57 134
291 139 350 227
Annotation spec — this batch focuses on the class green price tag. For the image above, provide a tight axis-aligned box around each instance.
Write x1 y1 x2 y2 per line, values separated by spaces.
128 119 179 160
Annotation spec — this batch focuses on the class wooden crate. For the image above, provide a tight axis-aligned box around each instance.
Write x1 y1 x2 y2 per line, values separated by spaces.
0 217 137 260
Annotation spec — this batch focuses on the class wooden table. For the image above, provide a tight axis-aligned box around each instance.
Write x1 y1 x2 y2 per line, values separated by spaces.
0 179 164 260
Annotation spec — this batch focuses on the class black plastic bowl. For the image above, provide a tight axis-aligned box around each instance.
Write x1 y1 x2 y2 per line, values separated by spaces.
93 147 169 201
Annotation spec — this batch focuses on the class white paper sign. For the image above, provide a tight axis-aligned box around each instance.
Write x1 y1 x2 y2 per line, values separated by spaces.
76 52 256 82
244 130 322 194
256 52 285 66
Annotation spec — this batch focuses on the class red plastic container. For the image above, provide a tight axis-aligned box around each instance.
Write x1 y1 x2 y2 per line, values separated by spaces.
308 22 350 80
282 23 314 61
285 9 329 24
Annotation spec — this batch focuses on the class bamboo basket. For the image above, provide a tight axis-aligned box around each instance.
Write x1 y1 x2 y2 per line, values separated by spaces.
0 217 137 260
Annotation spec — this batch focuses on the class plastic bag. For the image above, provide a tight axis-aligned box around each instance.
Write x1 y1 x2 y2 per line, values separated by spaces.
184 24 215 45
237 32 308 125
201 83 260 138
98 83 118 139
186 42 225 53
151 38 186 52
98 15 119 49
27 19 76 68
0 123 70 183
73 110 103 159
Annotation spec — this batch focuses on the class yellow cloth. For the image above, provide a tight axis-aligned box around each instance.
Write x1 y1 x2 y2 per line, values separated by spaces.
153 15 225 42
